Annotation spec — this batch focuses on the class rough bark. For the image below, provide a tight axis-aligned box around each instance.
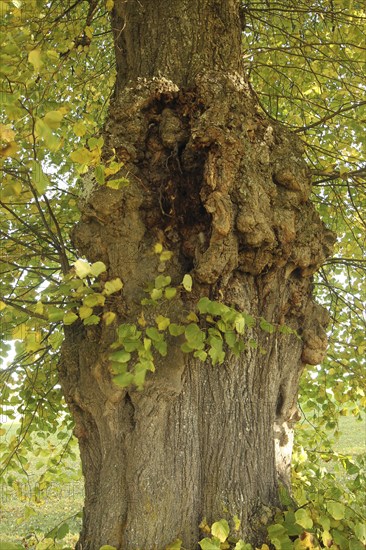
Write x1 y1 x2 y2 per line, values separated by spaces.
59 1 335 548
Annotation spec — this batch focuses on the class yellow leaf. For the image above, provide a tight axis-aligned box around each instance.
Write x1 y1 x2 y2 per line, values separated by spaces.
85 26 93 39
154 243 163 254
63 311 79 325
74 259 91 278
186 311 199 322
0 123 15 142
1 181 22 198
25 332 42 352
90 261 107 277
233 515 241 532
106 0 114 11
102 311 116 326
79 305 93 320
34 301 44 314
103 278 123 296
138 312 146 327
0 1 10 15
34 118 60 151
160 250 173 261
44 110 64 130
105 161 123 176
339 165 348 178
0 301 7 311
73 121 87 137
0 141 18 158
70 147 94 165
182 274 192 292
28 49 43 71
13 324 27 340
155 315 170 330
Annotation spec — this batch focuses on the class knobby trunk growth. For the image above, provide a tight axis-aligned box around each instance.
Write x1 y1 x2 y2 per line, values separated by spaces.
59 1 335 548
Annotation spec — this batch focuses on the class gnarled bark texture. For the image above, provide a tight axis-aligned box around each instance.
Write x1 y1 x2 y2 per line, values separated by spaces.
59 1 335 548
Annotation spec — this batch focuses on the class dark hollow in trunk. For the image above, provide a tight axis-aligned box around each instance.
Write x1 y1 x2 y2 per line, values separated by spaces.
59 1 335 548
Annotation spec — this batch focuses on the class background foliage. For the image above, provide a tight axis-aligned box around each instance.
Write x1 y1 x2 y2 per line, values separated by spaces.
1 0 365 548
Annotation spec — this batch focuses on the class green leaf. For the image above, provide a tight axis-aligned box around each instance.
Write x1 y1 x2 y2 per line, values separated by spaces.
153 340 167 356
31 160 50 195
211 519 229 542
48 331 64 349
155 275 172 289
95 164 105 185
333 529 350 549
198 538 221 550
259 318 275 334
113 373 134 388
194 350 207 361
169 323 185 337
146 327 162 341
184 323 206 350
182 274 193 292
151 288 163 300
208 343 225 365
48 308 65 322
243 313 256 328
165 540 182 550
56 522 69 539
224 331 237 348
327 500 345 520
110 361 127 375
118 324 137 339
319 515 331 532
234 542 252 550
109 350 131 363
83 314 101 326
63 311 78 325
165 286 177 299
294 508 313 529
235 316 245 335
354 522 366 543
267 523 287 540
83 293 106 307
197 297 211 314
35 540 55 550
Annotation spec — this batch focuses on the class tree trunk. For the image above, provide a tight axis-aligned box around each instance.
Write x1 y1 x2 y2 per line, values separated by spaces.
59 1 335 548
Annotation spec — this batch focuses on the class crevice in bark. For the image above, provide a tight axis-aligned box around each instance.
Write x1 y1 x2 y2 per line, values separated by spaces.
124 392 136 430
